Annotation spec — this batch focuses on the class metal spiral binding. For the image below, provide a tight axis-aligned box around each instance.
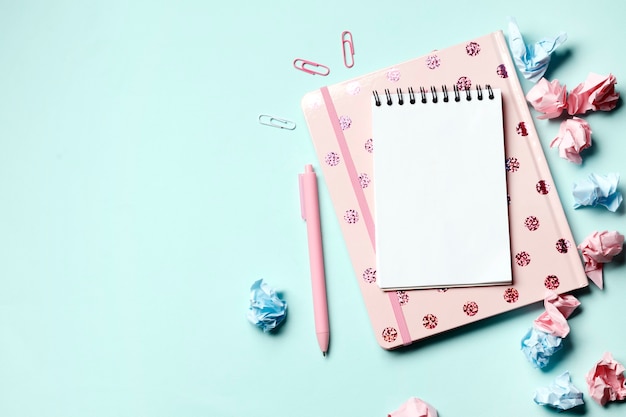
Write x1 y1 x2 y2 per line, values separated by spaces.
372 84 494 106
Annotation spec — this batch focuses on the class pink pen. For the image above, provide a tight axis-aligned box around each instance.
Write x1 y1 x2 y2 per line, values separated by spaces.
299 164 330 356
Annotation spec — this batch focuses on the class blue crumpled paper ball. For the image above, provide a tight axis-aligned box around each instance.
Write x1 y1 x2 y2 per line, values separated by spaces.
572 172 622 212
521 327 563 368
534 371 584 410
246 279 287 332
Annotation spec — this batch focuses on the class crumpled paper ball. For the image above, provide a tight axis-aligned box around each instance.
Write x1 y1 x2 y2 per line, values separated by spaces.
521 327 563 369
573 173 623 212
533 291 580 338
578 230 625 289
534 371 584 410
526 78 567 119
550 117 591 164
388 397 438 417
246 279 287 332
586 352 626 406
567 73 619 115
507 17 567 83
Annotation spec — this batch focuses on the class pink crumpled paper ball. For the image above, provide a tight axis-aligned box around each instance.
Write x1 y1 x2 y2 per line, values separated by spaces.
567 73 619 115
577 230 624 289
533 291 580 338
550 117 592 164
388 397 438 417
526 78 568 119
586 352 626 406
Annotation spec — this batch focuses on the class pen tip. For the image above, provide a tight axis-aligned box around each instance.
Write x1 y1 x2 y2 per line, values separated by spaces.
322 351 326 357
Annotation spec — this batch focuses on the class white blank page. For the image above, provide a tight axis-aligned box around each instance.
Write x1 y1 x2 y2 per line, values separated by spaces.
373 88 512 290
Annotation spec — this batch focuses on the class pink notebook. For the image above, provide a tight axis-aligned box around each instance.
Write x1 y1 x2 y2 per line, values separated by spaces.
300 30 588 349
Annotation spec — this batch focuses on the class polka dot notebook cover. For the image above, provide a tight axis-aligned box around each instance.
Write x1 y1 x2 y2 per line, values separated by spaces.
300 30 588 350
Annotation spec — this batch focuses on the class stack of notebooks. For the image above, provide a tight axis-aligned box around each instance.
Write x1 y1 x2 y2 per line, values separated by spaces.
301 30 587 349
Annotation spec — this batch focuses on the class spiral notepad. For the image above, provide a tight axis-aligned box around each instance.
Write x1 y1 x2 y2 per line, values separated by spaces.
372 85 512 290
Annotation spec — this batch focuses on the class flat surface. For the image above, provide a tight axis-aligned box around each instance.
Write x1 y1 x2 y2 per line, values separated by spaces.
0 1 625 416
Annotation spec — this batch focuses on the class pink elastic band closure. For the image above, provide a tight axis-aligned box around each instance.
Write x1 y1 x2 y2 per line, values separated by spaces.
388 292 411 346
320 87 376 246
320 86 411 346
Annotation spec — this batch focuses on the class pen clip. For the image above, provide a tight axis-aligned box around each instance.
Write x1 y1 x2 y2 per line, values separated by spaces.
298 173 307 220
293 58 330 76
341 31 355 68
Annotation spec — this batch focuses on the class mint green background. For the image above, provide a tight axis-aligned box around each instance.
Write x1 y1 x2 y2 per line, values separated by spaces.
1 1 625 416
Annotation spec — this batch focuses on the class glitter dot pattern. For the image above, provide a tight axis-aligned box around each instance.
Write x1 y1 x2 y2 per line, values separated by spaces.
503 288 520 303
339 115 352 130
362 268 376 283
556 239 571 254
426 55 441 69
382 327 398 343
343 209 359 224
536 180 551 194
324 152 340 166
466 42 481 56
386 68 401 82
463 301 479 316
359 173 371 188
544 275 560 290
515 251 531 267
346 81 361 95
524 216 540 231
505 157 520 172
516 122 528 136
422 314 438 329
497 64 508 78
397 291 409 306
456 76 472 90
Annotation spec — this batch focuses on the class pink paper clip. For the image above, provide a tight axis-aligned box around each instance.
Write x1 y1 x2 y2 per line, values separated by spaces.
341 31 355 68
293 58 330 76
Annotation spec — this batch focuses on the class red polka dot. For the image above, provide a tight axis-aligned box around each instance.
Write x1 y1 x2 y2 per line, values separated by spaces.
466 42 481 56
503 288 519 303
463 301 479 316
556 239 571 253
506 157 520 172
497 64 508 78
516 122 528 136
524 216 540 231
515 251 531 266
456 76 471 90
536 180 551 194
422 314 438 329
544 275 560 290
382 327 398 342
